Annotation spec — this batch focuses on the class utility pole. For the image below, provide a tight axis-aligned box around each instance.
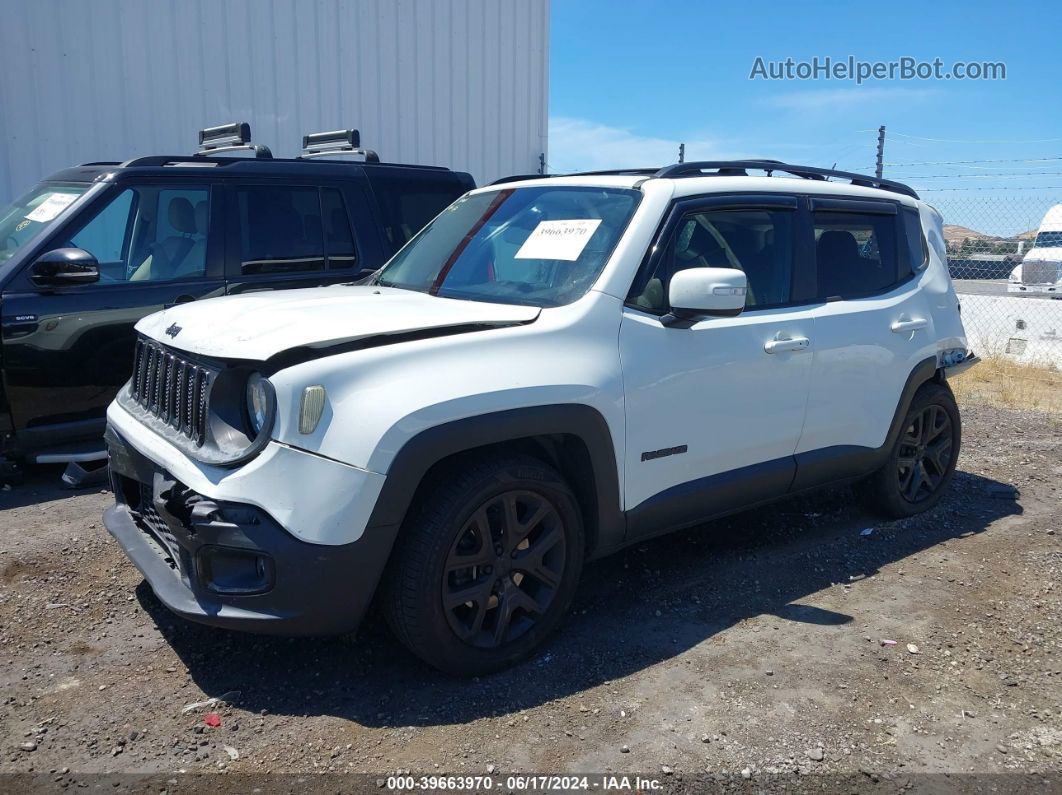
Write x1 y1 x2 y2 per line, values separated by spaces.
875 126 886 179
678 143 685 163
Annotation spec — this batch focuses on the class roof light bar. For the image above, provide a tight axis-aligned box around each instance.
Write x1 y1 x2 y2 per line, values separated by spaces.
195 122 272 159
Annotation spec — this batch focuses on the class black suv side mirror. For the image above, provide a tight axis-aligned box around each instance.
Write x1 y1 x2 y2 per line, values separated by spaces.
30 248 100 287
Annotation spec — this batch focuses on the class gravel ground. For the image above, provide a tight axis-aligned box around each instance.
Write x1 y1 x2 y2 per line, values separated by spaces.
0 402 1059 789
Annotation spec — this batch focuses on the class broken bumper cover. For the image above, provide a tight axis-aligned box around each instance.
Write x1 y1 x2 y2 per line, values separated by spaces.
943 351 980 379
103 426 397 635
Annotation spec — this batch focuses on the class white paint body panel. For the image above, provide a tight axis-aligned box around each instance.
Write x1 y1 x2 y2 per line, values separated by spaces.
117 174 969 546
135 286 540 360
619 306 814 509
797 277 937 453
0 0 549 204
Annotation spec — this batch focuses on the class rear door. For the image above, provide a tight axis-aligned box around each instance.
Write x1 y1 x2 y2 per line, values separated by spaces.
794 197 935 485
223 179 377 296
0 180 224 450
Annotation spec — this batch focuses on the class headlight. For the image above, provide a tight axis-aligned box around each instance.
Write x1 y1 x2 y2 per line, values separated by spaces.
246 373 272 436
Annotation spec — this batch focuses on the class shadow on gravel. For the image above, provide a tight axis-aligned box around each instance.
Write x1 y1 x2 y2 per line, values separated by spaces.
0 463 107 511
137 468 1020 728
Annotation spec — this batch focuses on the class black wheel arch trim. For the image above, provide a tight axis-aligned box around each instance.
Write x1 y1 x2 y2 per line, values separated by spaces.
363 404 625 559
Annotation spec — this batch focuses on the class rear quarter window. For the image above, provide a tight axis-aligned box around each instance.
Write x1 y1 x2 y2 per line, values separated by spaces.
367 172 471 252
901 208 928 274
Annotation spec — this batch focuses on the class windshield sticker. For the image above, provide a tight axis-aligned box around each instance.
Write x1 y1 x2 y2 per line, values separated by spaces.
515 219 602 261
24 192 78 223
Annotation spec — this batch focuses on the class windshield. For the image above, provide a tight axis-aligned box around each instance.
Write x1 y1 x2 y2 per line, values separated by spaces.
374 186 641 307
0 182 90 262
1034 230 1062 248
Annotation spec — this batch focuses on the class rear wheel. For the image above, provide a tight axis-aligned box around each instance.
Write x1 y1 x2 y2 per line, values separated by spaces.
858 381 961 518
381 454 584 675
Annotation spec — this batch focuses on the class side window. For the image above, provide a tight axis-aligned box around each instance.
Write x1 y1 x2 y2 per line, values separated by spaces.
64 185 210 284
321 188 358 270
628 207 795 313
901 208 928 274
367 173 464 250
70 190 133 263
237 186 326 274
813 211 898 299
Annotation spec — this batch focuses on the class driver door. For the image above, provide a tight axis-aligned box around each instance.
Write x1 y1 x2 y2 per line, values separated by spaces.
0 181 225 453
619 195 816 538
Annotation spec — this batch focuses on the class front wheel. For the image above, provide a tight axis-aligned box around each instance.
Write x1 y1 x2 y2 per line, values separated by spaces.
857 381 961 518
381 454 585 675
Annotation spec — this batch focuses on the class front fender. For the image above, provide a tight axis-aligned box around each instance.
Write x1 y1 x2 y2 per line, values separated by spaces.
363 404 626 556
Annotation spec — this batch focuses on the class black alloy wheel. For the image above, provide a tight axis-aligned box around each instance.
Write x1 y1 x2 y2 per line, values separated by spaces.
442 489 566 648
896 403 954 503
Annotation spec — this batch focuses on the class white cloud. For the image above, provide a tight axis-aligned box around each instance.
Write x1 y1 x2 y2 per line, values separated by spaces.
763 87 937 112
547 117 735 173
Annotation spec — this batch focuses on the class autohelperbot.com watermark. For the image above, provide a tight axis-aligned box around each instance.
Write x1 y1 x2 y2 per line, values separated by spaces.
750 55 1006 84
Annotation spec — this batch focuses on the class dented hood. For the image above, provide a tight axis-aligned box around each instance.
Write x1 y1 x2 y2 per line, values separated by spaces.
135 285 540 361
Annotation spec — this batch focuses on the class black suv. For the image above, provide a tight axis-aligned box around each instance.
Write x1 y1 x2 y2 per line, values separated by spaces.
0 124 474 480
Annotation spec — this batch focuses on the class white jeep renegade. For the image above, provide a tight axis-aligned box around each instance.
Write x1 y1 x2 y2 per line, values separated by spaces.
103 161 977 674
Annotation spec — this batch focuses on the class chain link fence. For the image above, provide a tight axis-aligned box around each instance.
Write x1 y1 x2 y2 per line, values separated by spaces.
922 190 1062 369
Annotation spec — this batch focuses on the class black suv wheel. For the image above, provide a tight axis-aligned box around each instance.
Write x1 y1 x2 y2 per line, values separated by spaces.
381 453 584 675
858 381 961 518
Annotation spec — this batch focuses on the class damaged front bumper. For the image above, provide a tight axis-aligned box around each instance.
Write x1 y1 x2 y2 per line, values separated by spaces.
103 425 396 635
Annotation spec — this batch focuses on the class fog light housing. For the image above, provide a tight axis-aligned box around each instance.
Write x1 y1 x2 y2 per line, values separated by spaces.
299 385 326 434
197 546 274 595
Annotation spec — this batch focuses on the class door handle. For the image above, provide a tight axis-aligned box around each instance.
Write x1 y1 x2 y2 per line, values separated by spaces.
164 295 197 309
890 318 928 333
764 336 810 354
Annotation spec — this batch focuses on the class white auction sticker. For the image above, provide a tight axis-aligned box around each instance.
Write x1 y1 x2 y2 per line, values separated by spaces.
514 219 602 261
24 192 78 223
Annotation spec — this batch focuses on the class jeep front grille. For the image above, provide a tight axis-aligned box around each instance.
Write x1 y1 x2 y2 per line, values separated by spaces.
1023 260 1059 285
130 337 216 445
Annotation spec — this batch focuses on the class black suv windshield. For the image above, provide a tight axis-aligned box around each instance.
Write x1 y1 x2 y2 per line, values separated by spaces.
1034 230 1062 248
0 182 89 262
374 186 640 307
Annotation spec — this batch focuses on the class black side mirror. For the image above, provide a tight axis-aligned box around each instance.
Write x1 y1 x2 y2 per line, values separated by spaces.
30 248 100 287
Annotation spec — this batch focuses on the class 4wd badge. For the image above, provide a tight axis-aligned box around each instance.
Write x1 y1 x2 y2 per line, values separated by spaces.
165 323 182 338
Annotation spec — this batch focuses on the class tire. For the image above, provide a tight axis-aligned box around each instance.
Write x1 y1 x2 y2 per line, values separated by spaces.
381 453 585 675
858 381 961 519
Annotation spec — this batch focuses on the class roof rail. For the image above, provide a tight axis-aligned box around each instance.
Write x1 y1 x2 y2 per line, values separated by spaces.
299 128 380 163
489 168 658 186
654 160 918 199
489 160 918 199
195 122 273 159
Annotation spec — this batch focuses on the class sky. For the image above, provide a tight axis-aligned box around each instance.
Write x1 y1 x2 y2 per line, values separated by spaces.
548 0 1062 235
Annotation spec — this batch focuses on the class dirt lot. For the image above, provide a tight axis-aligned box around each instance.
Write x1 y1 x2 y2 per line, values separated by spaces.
0 402 1059 789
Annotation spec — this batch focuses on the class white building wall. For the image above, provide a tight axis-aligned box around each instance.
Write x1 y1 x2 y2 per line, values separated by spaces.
0 0 549 204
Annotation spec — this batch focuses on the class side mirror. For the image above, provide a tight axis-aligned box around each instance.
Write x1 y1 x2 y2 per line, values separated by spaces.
30 248 99 287
664 267 747 326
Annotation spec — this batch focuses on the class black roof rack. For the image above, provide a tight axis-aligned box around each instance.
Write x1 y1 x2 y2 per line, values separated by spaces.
653 160 918 198
490 168 658 186
490 160 918 199
299 128 380 163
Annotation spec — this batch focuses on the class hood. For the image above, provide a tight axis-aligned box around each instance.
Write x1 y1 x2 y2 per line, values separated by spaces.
1023 246 1062 263
136 286 540 361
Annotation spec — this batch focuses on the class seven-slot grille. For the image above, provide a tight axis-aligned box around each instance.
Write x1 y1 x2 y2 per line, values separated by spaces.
130 337 216 445
1023 260 1059 285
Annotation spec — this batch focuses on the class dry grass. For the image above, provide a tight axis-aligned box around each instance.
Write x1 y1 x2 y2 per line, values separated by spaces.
951 353 1062 414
